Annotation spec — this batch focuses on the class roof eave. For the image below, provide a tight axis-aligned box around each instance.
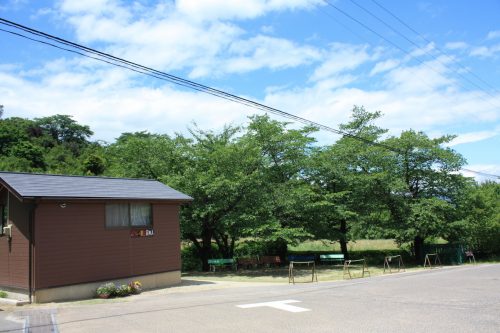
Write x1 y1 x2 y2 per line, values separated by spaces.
0 178 26 202
22 196 194 203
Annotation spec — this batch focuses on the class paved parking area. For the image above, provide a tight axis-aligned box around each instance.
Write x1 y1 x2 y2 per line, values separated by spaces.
1 264 499 332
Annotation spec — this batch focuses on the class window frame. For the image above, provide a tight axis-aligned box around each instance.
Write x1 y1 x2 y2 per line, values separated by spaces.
0 205 4 235
105 202 153 229
130 203 153 227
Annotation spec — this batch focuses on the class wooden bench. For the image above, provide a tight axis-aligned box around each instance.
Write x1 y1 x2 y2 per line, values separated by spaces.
237 257 259 269
287 255 315 262
260 256 282 267
208 258 236 272
319 254 344 265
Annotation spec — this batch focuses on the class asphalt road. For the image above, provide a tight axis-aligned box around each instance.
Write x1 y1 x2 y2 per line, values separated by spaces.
1 264 499 333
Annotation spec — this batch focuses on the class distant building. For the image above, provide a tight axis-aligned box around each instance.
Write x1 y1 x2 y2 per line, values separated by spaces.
0 172 192 303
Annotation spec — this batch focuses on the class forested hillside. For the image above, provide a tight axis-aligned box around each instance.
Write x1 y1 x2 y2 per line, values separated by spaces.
1 107 498 269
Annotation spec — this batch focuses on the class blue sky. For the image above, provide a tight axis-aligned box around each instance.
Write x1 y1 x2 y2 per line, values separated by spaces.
0 0 499 181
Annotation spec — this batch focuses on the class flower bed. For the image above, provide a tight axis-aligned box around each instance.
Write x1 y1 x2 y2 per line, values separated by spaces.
96 280 142 299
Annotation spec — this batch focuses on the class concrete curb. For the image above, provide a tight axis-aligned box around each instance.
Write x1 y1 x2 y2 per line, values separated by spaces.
0 298 30 306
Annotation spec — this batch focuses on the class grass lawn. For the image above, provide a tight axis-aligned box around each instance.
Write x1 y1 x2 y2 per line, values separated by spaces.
183 264 422 284
183 239 462 282
288 239 401 252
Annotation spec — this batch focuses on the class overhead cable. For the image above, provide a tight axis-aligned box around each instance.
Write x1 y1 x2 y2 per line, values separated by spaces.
0 17 498 179
370 0 499 94
322 0 500 109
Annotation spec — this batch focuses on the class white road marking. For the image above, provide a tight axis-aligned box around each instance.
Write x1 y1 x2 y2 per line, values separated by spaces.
237 300 310 313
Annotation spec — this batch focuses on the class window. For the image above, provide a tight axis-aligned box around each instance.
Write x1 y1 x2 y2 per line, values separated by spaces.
105 204 129 228
130 203 151 226
0 205 4 235
105 203 152 228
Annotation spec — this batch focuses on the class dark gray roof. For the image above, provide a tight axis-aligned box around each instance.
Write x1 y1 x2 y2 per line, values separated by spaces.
0 172 192 201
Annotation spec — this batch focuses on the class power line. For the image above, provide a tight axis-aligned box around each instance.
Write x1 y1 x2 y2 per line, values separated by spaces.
370 0 499 95
461 169 500 180
0 17 401 153
322 0 500 110
348 0 500 101
0 17 498 180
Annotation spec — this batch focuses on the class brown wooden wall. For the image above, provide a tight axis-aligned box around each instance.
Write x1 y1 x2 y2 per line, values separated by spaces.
34 202 181 290
0 189 30 290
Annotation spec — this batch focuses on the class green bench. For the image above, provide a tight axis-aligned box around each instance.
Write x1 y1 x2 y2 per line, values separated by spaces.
319 254 344 265
208 258 236 272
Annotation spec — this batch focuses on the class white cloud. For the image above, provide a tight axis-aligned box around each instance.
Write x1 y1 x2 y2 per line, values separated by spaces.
223 35 321 75
448 131 499 146
445 41 468 50
2 0 499 179
0 68 251 142
3 35 498 144
460 165 500 183
370 59 400 76
0 0 28 11
406 42 435 59
56 0 325 78
175 0 323 22
381 56 454 93
310 43 373 82
486 30 500 40
261 25 274 34
470 44 500 58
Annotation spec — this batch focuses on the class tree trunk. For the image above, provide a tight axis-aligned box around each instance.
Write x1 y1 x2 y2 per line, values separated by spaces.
339 219 349 260
229 238 235 258
200 227 213 271
413 235 424 264
213 232 236 258
267 238 288 261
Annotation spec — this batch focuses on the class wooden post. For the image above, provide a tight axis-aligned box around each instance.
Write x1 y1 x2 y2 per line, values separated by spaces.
465 251 476 264
384 255 405 274
362 260 370 278
343 259 369 279
424 253 441 269
343 260 351 279
288 261 317 284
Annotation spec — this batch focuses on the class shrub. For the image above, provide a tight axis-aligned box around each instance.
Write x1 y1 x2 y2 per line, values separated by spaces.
96 282 116 298
235 240 267 257
182 243 223 271
181 244 202 271
96 280 143 299
0 290 7 298
115 284 130 297
128 280 142 294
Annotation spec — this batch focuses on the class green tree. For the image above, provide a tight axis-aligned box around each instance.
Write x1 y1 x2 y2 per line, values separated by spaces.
0 114 96 174
0 117 33 155
165 126 264 270
35 114 93 154
383 130 466 261
308 106 389 258
452 181 500 254
106 131 187 179
244 115 317 258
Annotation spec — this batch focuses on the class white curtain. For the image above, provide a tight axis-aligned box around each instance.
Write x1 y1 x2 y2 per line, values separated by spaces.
105 204 129 227
130 203 151 226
